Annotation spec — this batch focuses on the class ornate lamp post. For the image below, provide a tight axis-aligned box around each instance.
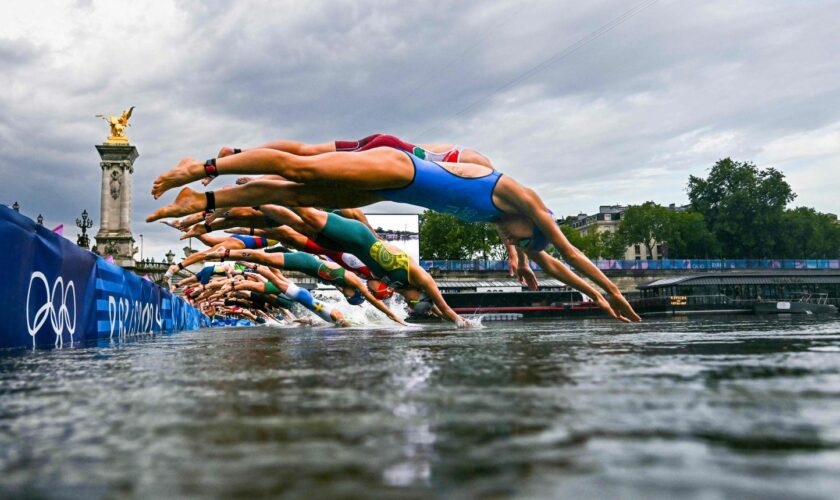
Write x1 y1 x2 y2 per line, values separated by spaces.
140 234 144 261
76 209 93 249
36 214 44 225
12 201 20 212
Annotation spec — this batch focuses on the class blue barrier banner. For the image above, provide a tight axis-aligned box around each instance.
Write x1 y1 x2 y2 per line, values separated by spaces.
0 206 206 349
420 258 840 272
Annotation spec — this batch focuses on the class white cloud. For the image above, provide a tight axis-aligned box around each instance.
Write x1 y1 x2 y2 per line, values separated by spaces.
759 122 840 164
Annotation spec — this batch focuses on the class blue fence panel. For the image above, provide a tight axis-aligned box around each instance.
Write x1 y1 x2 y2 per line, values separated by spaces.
1 205 206 349
419 257 840 272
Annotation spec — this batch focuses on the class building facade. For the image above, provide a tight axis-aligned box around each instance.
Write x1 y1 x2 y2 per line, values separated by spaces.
563 204 688 260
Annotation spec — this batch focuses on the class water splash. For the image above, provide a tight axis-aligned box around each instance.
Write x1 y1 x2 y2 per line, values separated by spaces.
463 315 486 329
308 288 414 328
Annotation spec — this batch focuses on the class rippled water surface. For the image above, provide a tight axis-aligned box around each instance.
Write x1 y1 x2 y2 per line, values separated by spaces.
3 316 840 499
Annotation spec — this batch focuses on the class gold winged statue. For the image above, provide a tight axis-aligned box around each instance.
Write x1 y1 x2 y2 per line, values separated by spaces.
96 106 134 144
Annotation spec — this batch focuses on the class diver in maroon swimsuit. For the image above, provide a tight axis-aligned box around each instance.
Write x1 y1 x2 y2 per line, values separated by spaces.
215 133 492 168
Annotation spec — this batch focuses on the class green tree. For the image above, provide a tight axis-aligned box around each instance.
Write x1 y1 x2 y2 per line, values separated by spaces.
615 202 671 257
688 158 795 258
559 226 625 259
776 207 840 258
610 203 718 259
419 211 505 260
664 210 719 258
560 224 587 251
601 230 628 259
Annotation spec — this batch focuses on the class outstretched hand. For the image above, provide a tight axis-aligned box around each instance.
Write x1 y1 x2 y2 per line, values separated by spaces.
517 265 539 291
391 316 409 327
607 292 642 322
593 294 630 323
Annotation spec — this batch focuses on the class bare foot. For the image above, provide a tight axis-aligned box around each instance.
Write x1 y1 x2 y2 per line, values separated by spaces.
146 187 206 222
151 157 204 199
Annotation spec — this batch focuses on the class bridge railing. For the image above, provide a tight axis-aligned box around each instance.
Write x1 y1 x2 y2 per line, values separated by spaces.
420 259 840 272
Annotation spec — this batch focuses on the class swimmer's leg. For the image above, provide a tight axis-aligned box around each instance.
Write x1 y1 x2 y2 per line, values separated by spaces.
147 182 383 222
151 147 411 198
219 140 336 159
283 283 346 325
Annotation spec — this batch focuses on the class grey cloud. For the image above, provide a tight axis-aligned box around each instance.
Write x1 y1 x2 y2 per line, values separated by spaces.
0 37 41 67
1 0 839 257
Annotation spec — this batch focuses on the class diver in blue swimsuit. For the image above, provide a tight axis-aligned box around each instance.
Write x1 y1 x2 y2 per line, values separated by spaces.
375 151 505 223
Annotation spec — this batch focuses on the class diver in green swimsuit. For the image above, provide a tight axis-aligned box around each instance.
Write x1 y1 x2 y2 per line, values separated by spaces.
288 208 463 325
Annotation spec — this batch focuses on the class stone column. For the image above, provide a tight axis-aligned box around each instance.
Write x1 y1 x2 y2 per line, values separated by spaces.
99 164 111 230
120 161 131 230
95 144 139 269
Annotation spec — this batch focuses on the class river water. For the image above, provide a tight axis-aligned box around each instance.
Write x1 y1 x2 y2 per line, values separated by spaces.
2 316 840 499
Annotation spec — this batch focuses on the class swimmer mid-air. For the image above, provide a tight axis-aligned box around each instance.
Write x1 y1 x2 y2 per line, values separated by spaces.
201 133 528 283
147 139 641 323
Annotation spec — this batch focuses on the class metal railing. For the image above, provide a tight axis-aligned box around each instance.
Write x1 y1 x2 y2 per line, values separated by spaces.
420 259 840 272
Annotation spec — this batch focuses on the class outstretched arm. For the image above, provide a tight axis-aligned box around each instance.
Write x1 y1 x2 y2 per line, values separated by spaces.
510 187 640 322
347 274 406 325
177 245 222 269
527 251 627 323
177 275 198 287
410 269 465 326
495 224 535 287
516 249 539 290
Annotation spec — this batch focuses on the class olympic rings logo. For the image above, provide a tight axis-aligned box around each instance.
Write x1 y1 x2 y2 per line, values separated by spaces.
26 271 77 342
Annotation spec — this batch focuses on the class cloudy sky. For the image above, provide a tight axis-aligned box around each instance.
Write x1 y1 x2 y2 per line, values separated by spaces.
1 0 838 260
